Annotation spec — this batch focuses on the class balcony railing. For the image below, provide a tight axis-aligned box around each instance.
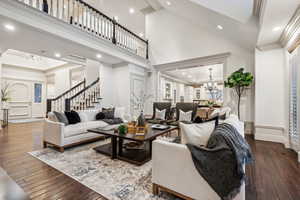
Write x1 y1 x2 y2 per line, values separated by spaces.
17 0 149 59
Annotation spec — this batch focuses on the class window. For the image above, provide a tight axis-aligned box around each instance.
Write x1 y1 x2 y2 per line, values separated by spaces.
34 83 42 103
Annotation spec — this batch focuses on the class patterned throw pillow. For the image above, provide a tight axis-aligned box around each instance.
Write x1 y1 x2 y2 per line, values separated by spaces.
102 108 115 119
155 109 166 120
179 110 193 122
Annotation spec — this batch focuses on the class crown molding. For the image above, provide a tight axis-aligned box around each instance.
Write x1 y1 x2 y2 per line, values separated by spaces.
253 0 264 18
153 52 231 72
280 6 300 48
256 42 282 51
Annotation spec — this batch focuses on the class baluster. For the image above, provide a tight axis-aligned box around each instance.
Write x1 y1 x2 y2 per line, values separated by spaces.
67 0 70 22
62 0 65 21
71 0 75 24
49 0 53 15
35 0 39 9
97 14 100 35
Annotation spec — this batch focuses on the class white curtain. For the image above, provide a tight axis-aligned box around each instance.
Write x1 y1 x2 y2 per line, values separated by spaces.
289 48 300 152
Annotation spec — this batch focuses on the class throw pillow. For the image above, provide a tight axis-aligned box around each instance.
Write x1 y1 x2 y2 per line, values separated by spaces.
77 111 88 122
53 111 69 125
180 121 215 147
179 110 193 121
102 108 115 119
64 111 81 124
102 118 123 125
96 112 106 120
155 108 166 120
193 116 204 123
48 112 58 122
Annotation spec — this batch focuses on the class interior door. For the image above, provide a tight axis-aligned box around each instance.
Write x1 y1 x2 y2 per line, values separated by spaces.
32 83 45 118
6 80 32 119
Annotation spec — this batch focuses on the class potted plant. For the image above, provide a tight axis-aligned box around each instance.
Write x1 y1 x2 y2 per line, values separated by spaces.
118 124 127 135
224 68 254 119
1 83 11 109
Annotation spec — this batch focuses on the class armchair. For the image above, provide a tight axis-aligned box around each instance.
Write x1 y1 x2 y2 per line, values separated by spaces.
147 102 172 124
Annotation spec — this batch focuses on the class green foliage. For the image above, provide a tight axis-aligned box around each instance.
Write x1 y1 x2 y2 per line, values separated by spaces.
1 83 11 102
118 124 127 135
224 68 254 119
224 68 254 89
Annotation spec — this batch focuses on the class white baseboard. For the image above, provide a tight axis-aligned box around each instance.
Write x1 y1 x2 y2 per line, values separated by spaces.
254 125 288 146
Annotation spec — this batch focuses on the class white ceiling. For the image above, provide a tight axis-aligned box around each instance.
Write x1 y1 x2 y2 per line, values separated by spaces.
156 0 259 50
187 0 254 23
0 15 123 66
164 64 223 84
2 49 67 70
257 0 300 47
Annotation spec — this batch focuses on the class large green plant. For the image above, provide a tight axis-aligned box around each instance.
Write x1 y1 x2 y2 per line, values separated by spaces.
224 68 254 119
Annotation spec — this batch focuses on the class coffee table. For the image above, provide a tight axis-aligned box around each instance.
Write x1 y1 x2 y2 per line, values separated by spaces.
88 125 178 165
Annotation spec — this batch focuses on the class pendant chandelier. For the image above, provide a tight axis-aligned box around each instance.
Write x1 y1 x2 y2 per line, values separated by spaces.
204 68 218 92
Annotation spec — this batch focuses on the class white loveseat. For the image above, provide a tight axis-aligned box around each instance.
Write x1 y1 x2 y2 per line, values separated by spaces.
43 109 123 152
152 115 245 200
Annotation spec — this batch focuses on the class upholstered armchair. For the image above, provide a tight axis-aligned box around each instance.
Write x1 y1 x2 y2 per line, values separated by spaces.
146 102 172 124
167 103 198 126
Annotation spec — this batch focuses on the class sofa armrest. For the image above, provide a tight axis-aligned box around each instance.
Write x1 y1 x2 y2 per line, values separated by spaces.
152 140 245 200
43 119 65 146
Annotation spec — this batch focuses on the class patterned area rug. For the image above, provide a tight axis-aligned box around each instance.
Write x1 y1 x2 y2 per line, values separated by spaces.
29 139 181 200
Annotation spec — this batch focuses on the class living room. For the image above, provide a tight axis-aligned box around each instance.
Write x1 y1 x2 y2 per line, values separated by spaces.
1 0 300 200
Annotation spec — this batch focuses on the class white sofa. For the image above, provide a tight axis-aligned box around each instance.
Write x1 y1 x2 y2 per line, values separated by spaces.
152 115 245 200
43 109 122 152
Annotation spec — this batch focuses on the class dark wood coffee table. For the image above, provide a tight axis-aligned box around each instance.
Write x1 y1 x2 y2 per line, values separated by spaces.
88 125 177 165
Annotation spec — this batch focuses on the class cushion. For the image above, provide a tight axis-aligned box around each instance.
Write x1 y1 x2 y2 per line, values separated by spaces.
114 107 126 121
222 114 243 136
53 111 69 125
84 109 100 121
102 108 115 119
77 111 88 122
64 123 86 138
65 111 81 125
96 112 106 120
180 121 215 147
155 108 166 120
84 121 109 129
48 112 58 122
102 118 123 125
179 110 193 121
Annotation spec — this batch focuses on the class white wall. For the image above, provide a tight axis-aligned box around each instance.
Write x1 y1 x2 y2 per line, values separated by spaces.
255 48 288 145
85 59 100 85
146 10 255 122
99 63 114 107
2 65 46 82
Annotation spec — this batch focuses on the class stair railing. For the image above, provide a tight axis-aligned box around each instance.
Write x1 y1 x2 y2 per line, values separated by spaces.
47 79 85 113
17 0 149 59
65 77 100 111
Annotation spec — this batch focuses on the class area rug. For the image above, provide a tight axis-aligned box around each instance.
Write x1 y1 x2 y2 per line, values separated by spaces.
29 139 180 200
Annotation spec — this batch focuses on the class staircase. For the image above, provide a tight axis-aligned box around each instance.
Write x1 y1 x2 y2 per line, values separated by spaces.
47 78 101 113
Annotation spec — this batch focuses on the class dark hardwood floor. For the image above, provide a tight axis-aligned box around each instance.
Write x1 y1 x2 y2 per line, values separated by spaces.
0 122 300 200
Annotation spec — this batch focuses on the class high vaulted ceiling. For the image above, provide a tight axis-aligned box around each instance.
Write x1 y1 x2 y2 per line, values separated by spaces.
187 0 254 23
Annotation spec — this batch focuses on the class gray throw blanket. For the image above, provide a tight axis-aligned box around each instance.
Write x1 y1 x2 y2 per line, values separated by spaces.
186 123 253 200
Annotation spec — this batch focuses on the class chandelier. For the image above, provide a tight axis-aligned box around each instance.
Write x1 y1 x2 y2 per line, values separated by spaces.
204 68 218 92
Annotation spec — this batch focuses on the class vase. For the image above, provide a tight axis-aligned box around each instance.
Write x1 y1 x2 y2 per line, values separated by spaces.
137 111 146 127
2 101 9 109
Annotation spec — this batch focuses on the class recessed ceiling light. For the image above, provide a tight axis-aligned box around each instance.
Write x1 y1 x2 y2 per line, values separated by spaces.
182 72 186 76
273 26 281 32
217 25 223 30
96 54 102 58
188 75 192 78
54 53 61 58
113 16 119 22
129 8 135 14
4 24 15 31
166 1 171 6
139 33 144 37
